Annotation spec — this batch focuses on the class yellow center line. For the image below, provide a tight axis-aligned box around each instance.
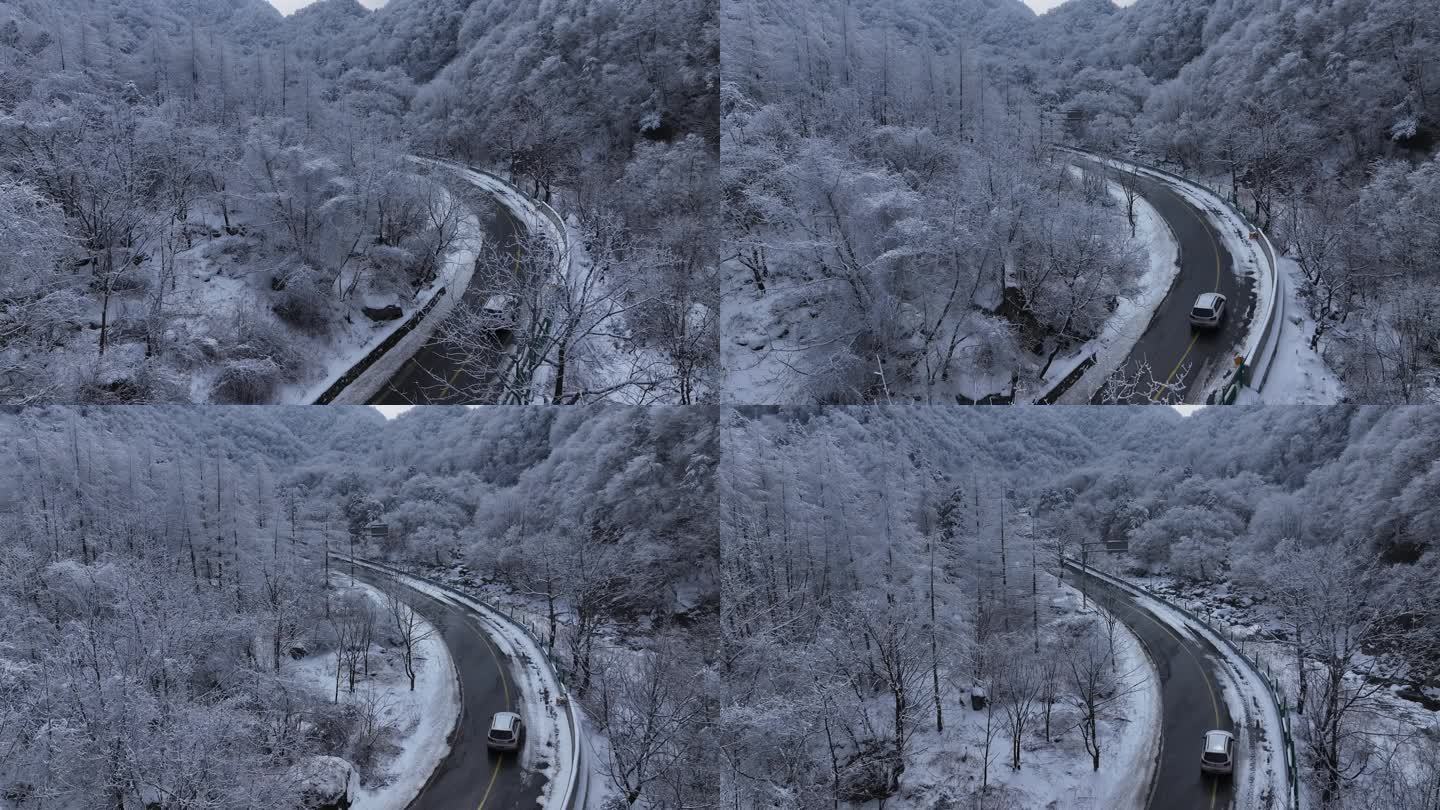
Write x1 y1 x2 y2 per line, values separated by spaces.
463 615 512 810
1118 590 1222 723
1155 333 1201 399
1080 567 1228 810
1149 180 1227 402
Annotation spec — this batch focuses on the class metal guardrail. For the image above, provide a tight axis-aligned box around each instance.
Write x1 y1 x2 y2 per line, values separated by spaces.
1055 146 1284 401
312 288 449 404
1032 351 1098 404
418 156 576 404
348 557 587 810
1065 557 1302 810
316 155 576 405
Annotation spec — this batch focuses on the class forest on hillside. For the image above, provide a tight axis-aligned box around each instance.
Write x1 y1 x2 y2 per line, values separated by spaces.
1031 0 1440 403
0 405 718 809
722 0 1147 404
722 405 1440 809
0 0 718 405
722 0 1440 404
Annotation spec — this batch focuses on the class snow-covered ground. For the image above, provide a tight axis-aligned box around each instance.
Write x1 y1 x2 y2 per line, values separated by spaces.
375 559 696 810
58 166 485 405
1083 566 1290 810
349 560 585 810
1053 170 1182 404
560 212 708 405
1129 572 1440 808
53 194 440 405
895 576 1161 809
411 161 699 405
1245 257 1344 404
302 173 482 404
290 575 461 810
1066 150 1274 401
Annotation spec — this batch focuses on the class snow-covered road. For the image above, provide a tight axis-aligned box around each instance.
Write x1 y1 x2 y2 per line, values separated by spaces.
1067 560 1291 810
346 558 587 810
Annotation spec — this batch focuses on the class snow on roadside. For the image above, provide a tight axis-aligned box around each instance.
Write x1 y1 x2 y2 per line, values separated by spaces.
1095 572 1290 810
1057 576 1162 810
352 561 580 810
897 576 1161 810
317 167 483 405
1071 151 1270 400
1053 169 1182 404
290 575 461 810
572 703 615 810
1246 257 1343 404
282 174 481 404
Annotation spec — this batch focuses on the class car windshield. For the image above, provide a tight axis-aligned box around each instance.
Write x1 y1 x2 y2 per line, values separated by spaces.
491 728 514 740
1203 750 1228 763
1193 306 1213 317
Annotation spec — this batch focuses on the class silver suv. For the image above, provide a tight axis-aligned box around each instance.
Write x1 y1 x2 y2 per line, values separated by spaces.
1200 729 1235 775
481 295 518 331
487 711 524 752
1189 292 1227 329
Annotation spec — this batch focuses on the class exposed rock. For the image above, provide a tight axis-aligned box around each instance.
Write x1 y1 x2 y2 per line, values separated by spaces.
363 304 404 322
292 756 356 810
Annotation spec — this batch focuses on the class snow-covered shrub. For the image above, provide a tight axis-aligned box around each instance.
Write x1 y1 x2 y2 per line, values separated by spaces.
211 357 282 404
345 690 401 774
367 244 420 289
290 756 356 810
71 346 187 404
225 305 308 384
272 268 333 335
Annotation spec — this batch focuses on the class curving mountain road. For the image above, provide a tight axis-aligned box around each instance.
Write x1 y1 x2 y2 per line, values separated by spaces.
370 192 527 405
1069 156 1254 404
1066 562 1237 810
349 563 548 810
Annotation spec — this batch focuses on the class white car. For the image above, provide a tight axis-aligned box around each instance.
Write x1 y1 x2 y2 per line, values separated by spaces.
487 711 524 752
1200 729 1235 775
1189 292 1227 329
480 295 518 331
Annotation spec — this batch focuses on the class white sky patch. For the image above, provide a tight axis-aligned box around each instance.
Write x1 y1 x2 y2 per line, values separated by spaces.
371 405 480 419
1171 405 1206 416
1026 0 1136 13
269 0 387 15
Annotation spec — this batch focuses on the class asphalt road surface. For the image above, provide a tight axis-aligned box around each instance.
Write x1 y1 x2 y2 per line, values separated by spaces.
1067 563 1237 810
370 195 525 405
349 563 547 810
1072 157 1254 404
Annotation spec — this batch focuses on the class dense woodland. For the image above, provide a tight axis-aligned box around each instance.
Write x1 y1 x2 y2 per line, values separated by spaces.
0 0 718 404
722 405 1440 808
722 0 1145 403
1025 0 1440 403
722 0 1440 403
0 405 718 809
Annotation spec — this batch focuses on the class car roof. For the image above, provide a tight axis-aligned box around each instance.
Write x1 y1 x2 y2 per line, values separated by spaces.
1194 292 1225 308
1204 730 1233 752
491 711 521 730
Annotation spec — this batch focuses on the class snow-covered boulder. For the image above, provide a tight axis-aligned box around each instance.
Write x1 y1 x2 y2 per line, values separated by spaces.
292 756 358 810
363 304 404 322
